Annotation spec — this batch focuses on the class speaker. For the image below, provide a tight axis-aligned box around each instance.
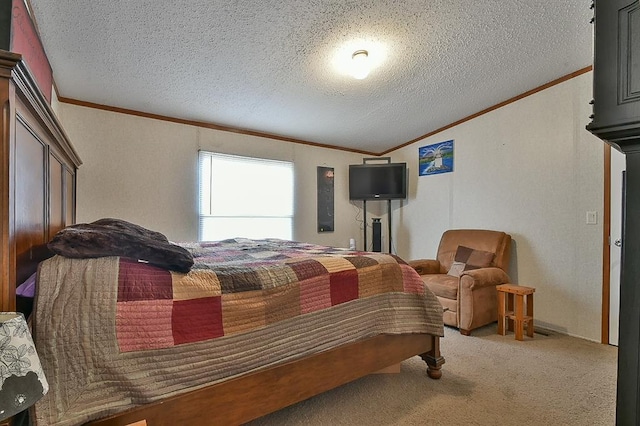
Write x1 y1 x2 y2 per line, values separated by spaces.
372 218 382 252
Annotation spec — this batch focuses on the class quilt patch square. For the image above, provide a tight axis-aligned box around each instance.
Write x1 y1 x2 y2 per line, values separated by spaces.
221 290 267 335
254 265 298 290
249 250 284 259
380 262 404 292
172 296 223 345
216 266 262 293
401 264 425 294
356 265 387 298
116 300 174 351
299 275 332 314
288 259 328 281
171 270 222 301
118 258 173 302
345 255 378 269
315 257 356 274
330 269 359 305
264 282 301 324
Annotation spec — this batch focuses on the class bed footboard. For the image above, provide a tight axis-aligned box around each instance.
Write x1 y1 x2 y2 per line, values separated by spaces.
87 333 443 426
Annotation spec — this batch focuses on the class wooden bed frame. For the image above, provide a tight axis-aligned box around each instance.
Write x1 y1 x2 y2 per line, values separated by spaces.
0 49 444 426
88 334 443 426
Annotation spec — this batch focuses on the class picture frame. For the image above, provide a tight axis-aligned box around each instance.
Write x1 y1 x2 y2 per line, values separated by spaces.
419 140 454 176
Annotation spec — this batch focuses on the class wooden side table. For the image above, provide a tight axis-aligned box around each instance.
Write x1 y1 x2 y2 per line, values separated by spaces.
496 284 535 340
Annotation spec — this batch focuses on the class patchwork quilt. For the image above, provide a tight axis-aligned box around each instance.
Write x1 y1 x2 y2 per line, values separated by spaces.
33 238 443 426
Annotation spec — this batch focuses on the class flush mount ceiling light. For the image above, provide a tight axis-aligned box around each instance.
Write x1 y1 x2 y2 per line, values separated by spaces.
331 42 386 80
351 50 370 79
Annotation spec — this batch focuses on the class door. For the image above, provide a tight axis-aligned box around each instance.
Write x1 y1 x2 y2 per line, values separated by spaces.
610 147 626 346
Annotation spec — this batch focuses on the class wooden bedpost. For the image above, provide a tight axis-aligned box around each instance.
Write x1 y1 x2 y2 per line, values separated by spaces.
421 335 445 379
0 51 19 313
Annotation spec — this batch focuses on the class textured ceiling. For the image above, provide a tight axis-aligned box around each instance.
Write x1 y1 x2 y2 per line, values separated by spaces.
28 0 593 154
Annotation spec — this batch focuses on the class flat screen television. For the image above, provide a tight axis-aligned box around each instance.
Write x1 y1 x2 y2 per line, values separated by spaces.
349 162 407 200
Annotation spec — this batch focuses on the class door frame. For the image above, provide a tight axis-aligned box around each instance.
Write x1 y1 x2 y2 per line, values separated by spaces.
602 144 611 345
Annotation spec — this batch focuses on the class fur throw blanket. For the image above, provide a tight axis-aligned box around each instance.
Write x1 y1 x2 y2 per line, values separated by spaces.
47 218 194 273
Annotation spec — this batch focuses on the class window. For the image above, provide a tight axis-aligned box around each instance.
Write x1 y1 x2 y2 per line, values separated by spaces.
199 151 294 241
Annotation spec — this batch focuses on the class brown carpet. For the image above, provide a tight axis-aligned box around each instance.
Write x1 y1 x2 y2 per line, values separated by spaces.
247 325 617 426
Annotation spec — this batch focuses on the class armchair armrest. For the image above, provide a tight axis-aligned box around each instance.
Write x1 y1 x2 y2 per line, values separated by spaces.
460 267 510 290
408 259 441 275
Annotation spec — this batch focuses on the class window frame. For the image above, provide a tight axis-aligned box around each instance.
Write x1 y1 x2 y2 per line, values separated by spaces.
198 151 294 241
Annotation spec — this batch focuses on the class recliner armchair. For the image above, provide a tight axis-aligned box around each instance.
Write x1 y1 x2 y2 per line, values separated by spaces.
409 229 512 335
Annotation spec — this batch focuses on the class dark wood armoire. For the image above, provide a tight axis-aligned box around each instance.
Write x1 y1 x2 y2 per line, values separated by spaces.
586 1 640 424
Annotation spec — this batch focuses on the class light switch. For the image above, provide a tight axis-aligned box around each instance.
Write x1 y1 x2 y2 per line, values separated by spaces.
586 211 597 225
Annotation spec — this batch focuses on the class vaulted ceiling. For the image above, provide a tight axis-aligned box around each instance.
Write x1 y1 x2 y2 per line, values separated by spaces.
28 1 593 154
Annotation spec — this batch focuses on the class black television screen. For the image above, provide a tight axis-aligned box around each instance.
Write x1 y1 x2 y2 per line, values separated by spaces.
349 163 407 200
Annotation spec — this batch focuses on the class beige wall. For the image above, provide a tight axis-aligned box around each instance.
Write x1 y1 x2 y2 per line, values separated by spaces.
57 71 606 341
389 72 605 341
56 104 364 247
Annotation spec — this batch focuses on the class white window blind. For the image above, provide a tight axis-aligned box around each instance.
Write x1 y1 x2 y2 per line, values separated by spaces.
199 151 294 241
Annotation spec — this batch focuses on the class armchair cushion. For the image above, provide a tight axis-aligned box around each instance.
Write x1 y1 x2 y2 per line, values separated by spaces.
446 245 495 277
421 274 459 300
447 262 466 277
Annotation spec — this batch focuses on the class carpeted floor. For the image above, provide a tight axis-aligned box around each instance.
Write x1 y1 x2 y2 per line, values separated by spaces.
247 325 618 425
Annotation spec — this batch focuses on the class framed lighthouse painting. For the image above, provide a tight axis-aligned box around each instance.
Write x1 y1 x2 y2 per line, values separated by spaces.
419 140 454 176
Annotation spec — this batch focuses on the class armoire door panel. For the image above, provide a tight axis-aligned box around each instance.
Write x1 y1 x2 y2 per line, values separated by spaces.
620 2 640 103
15 114 46 263
65 169 75 226
49 153 64 236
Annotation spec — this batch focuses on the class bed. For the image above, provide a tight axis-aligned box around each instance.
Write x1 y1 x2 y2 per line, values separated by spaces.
0 50 444 426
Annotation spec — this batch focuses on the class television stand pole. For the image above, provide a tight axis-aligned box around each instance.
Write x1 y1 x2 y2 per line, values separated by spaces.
363 199 367 251
388 199 392 253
